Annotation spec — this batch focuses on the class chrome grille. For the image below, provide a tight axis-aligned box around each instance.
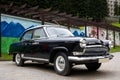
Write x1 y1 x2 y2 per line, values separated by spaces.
83 46 108 56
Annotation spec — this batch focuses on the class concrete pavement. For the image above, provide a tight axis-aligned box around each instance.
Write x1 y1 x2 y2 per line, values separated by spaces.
0 52 120 80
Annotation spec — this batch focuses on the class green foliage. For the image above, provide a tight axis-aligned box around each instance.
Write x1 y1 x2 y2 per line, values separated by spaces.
110 46 120 53
112 22 120 28
114 0 119 16
119 5 120 15
88 0 108 21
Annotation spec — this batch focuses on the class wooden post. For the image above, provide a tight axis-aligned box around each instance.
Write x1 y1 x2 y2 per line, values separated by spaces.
97 26 99 39
106 26 108 40
84 21 87 37
0 22 2 57
113 30 116 48
118 16 120 24
85 25 87 37
67 19 70 30
41 14 45 25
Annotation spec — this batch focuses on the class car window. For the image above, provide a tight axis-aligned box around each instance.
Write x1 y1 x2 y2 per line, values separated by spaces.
33 28 46 38
22 30 33 40
47 27 74 37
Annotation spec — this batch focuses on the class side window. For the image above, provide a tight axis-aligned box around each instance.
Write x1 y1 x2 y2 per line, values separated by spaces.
33 28 46 38
22 30 32 40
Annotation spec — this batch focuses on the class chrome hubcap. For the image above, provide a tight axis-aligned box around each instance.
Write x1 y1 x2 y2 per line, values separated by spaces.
56 56 65 71
15 54 20 64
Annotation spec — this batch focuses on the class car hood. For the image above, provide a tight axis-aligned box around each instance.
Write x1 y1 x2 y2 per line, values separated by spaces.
35 36 101 44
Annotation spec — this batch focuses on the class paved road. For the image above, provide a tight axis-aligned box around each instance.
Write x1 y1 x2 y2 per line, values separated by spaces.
0 52 120 80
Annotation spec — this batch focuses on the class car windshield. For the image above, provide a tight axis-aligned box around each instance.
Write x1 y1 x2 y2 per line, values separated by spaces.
46 27 74 37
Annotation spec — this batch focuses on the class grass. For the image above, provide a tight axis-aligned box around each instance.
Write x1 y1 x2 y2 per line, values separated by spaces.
0 54 12 61
112 22 120 28
110 46 120 53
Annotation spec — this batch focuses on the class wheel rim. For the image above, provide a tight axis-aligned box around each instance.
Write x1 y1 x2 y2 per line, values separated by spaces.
56 56 65 71
15 54 21 64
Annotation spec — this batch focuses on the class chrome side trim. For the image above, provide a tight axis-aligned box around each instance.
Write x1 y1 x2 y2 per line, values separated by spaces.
86 45 102 48
22 56 49 62
68 55 113 62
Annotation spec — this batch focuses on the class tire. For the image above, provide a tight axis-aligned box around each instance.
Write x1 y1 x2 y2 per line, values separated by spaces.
54 52 72 76
15 53 24 66
85 62 101 71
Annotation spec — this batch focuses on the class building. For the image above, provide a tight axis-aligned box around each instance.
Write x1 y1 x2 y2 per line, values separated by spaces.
107 0 120 16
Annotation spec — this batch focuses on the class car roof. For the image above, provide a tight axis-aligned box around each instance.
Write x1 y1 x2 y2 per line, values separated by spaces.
26 25 66 31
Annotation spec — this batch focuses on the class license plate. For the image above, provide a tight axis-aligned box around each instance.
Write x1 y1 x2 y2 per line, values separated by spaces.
99 58 109 63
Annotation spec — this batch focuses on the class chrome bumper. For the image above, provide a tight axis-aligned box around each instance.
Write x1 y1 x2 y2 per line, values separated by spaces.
68 55 113 63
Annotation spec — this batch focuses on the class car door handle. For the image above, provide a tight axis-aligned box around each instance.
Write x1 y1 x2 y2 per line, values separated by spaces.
24 40 35 43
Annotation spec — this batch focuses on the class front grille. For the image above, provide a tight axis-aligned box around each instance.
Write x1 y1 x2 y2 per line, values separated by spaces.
83 46 108 56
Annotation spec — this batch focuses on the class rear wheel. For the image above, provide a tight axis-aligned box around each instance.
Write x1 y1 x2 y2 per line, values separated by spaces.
54 52 72 76
85 62 101 71
15 53 24 66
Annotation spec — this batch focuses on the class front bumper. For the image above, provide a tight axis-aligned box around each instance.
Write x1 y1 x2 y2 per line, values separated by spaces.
68 55 114 63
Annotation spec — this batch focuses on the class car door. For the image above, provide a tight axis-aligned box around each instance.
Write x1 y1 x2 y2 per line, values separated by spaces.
21 27 49 61
20 30 34 55
31 27 49 59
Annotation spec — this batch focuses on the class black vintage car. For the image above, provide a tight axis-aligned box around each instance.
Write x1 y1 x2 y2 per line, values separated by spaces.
9 25 113 75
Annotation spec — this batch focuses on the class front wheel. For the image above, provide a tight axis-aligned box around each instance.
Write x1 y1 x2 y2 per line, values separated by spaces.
15 53 24 66
85 62 101 71
54 52 72 76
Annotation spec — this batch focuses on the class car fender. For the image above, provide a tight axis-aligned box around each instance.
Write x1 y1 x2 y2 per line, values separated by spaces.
49 47 69 63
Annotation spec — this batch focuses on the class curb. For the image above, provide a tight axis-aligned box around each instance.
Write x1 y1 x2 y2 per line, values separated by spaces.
0 60 12 61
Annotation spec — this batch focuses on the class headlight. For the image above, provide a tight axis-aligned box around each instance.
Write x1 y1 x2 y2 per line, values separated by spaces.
80 39 86 48
109 41 113 48
73 52 83 55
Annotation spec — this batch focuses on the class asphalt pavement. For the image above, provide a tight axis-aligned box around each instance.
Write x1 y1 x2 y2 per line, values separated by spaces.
0 52 120 80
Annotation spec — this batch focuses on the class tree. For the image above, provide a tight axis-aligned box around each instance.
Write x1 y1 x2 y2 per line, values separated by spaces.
118 5 120 23
114 0 119 16
88 0 108 21
1 0 109 22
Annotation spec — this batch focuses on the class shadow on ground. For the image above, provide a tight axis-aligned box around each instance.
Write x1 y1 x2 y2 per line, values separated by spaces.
20 62 114 78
